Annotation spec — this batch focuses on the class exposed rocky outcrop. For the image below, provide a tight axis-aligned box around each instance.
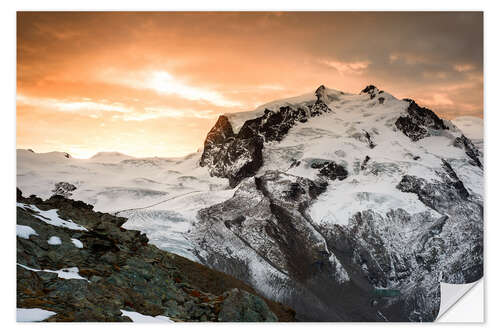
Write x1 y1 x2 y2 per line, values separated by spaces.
398 160 472 212
52 182 77 198
363 130 376 149
311 161 348 181
453 134 483 169
361 85 379 99
395 99 449 141
199 86 334 187
16 191 294 322
199 115 264 187
361 156 371 170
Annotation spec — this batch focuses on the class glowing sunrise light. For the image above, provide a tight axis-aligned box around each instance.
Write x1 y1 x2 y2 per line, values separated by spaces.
99 69 242 108
146 71 241 107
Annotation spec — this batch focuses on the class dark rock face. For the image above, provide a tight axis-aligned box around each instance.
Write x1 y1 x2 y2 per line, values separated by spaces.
199 86 333 187
397 160 471 212
199 115 264 188
16 191 294 322
453 134 483 168
396 161 483 284
52 182 77 198
200 116 235 161
363 130 376 149
395 99 449 141
199 115 235 170
361 156 371 170
311 161 348 181
361 85 378 99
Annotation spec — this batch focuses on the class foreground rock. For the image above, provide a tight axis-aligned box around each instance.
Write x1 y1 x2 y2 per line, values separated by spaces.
16 190 294 322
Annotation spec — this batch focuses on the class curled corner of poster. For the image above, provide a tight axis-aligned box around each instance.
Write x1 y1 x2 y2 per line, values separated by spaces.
436 278 484 322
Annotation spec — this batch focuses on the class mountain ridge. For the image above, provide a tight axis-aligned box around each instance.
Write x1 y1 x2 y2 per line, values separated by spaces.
190 84 483 321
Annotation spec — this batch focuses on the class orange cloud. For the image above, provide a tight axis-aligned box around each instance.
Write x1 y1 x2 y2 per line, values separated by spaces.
320 59 371 75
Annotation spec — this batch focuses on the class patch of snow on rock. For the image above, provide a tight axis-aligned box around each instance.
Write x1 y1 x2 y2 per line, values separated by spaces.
120 310 174 323
16 225 38 239
17 263 89 282
71 238 84 248
17 308 57 322
47 236 62 245
17 203 87 231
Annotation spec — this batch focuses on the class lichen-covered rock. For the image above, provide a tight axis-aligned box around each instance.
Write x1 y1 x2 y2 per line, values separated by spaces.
218 288 277 322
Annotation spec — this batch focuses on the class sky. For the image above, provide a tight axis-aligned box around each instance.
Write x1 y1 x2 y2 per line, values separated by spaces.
17 12 483 158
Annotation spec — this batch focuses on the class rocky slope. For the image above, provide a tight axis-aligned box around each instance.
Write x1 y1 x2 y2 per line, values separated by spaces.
16 189 295 322
190 85 483 321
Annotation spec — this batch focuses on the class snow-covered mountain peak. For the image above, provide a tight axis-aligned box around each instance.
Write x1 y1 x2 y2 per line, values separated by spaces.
225 85 406 135
202 84 476 188
193 84 483 321
315 84 345 103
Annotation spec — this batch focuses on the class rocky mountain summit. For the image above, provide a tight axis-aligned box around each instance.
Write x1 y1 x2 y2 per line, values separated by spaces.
200 85 335 187
16 189 294 322
191 85 483 321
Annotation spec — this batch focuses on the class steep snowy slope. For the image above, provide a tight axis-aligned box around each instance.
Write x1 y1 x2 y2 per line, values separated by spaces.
17 84 483 322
